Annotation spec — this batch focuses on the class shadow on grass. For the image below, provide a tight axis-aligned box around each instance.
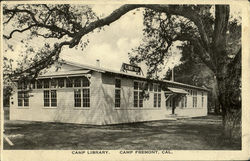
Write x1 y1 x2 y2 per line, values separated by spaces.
4 115 241 150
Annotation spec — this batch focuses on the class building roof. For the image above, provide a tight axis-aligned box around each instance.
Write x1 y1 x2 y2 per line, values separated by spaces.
39 60 209 91
38 69 91 79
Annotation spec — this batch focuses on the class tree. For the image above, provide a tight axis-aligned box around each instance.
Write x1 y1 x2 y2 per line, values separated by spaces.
3 4 241 136
128 8 240 115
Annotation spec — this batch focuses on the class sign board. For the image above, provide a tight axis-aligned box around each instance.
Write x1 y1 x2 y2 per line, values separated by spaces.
120 63 143 75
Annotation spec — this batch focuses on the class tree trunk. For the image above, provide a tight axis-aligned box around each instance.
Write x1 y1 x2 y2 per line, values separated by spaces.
215 48 241 140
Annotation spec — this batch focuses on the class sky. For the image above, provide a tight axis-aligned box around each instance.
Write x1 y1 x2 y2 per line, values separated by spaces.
3 4 241 78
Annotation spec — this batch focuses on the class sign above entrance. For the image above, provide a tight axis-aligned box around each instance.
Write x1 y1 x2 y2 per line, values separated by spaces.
120 63 143 75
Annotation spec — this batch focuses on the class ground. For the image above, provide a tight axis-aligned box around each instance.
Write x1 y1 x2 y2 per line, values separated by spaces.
3 115 241 150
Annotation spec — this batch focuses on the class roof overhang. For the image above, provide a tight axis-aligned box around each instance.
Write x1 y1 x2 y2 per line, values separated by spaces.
37 69 91 79
166 87 189 94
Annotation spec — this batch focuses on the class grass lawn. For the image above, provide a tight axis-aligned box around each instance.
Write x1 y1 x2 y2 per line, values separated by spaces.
3 115 241 150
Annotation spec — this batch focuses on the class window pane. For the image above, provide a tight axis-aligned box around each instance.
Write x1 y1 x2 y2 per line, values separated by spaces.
51 79 57 88
134 82 138 90
115 79 121 88
74 89 81 107
139 82 143 90
154 93 157 107
134 91 138 107
44 90 50 106
66 79 73 87
154 85 158 92
139 91 143 107
158 86 161 92
149 83 153 91
51 90 57 107
74 78 81 87
115 89 120 107
37 80 43 89
24 99 29 106
82 89 90 107
58 78 64 88
24 92 29 106
18 91 23 106
44 79 50 88
158 94 161 107
82 77 90 87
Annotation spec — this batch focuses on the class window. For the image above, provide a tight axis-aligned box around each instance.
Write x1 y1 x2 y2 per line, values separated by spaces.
17 82 29 107
17 81 28 90
23 91 29 106
44 90 57 107
74 78 81 87
134 90 138 107
193 90 197 108
66 79 73 87
44 79 50 88
51 79 57 88
18 91 23 106
58 78 65 88
44 90 50 107
154 93 157 107
37 80 43 89
134 81 143 108
74 89 81 107
115 79 121 108
153 84 161 108
51 90 57 107
73 77 90 108
181 96 187 108
149 83 153 91
82 77 90 87
82 89 90 107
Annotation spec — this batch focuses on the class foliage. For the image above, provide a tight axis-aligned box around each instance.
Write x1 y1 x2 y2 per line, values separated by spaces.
3 4 99 80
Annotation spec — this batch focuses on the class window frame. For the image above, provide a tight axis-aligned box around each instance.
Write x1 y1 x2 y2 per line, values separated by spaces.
115 78 121 108
192 90 197 108
73 76 91 109
17 82 30 108
153 84 161 108
43 90 57 108
133 80 144 108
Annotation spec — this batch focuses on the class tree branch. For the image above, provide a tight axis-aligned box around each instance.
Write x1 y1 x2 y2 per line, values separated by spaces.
68 4 211 49
9 40 72 79
3 24 36 39
4 8 76 38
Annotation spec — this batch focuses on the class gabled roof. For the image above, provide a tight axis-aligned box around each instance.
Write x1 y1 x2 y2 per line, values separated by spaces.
39 60 209 91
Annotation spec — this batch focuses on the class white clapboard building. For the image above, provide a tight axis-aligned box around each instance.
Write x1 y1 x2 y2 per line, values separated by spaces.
9 60 208 125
